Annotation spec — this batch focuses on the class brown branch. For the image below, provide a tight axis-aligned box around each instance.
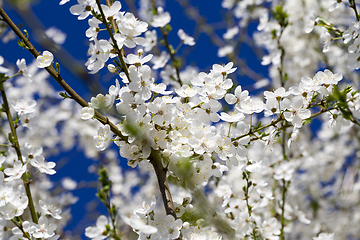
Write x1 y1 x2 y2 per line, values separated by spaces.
149 150 177 218
100 0 179 223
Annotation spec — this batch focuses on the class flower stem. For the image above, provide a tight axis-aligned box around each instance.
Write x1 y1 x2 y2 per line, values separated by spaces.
95 0 130 82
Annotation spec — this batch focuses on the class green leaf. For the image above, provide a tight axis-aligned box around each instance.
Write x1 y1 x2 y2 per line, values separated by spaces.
165 24 172 33
96 189 106 201
341 85 352 95
98 166 111 187
284 72 288 82
326 93 336 103
311 92 319 103
17 39 29 49
8 133 15 144
332 85 346 103
173 57 182 68
272 4 289 27
302 118 312 125
111 204 117 214
271 29 277 39
59 92 71 100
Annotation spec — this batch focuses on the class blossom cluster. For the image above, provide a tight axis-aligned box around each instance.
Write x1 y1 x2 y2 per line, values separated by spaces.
0 0 360 240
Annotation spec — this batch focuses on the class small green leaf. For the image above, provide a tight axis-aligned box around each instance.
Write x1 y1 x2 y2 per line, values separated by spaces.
17 39 29 49
311 92 319 103
272 4 289 27
165 24 172 33
255 121 262 130
151 7 157 15
96 189 106 201
56 62 60 74
110 205 117 216
8 133 15 144
302 118 312 125
271 29 277 39
105 224 111 232
284 72 288 82
59 92 72 100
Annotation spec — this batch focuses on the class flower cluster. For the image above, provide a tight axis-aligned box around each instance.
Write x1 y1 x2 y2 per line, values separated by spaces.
1 0 360 240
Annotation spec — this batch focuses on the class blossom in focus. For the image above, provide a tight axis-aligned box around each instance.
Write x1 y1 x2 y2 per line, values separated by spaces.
10 221 36 240
117 12 148 48
218 112 245 122
85 215 109 240
124 51 153 66
94 124 112 151
89 93 115 111
343 21 360 44
135 195 156 217
283 96 311 128
11 99 37 114
4 161 27 182
22 143 43 160
39 199 62 219
154 214 182 239
36 51 53 68
69 0 97 20
30 155 56 175
81 107 95 120
33 216 57 238
240 98 264 114
101 1 121 19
